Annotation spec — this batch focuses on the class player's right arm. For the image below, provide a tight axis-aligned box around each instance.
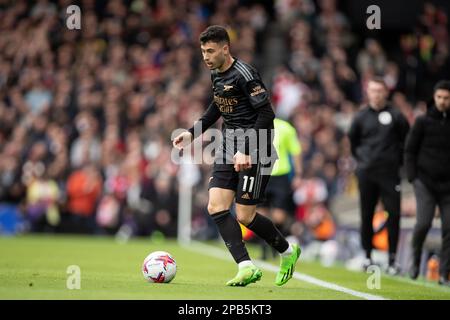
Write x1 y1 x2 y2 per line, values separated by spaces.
172 101 221 150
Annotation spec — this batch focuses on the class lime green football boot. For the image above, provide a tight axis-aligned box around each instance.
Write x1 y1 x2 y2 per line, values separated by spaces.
275 244 301 286
226 266 262 287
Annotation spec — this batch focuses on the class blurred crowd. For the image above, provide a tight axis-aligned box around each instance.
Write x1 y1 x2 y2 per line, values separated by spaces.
0 0 270 237
0 0 449 242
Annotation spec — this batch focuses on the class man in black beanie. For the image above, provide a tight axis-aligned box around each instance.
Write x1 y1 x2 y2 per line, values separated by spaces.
405 80 450 286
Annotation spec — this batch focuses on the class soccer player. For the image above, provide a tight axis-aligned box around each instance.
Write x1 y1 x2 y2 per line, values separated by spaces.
258 118 302 260
173 26 301 286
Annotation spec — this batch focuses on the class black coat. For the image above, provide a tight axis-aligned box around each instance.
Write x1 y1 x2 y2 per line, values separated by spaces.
404 104 450 194
348 104 410 173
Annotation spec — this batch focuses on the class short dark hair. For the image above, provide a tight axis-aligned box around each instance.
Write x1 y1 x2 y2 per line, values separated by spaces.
199 25 230 45
433 80 450 93
368 76 387 88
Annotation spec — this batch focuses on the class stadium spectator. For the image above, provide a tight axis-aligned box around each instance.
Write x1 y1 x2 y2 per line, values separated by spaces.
25 169 60 232
65 164 102 233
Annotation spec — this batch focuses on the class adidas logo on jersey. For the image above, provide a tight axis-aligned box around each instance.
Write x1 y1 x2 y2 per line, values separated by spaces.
241 193 251 199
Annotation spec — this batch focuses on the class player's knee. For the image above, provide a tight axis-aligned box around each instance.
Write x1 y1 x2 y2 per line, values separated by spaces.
236 215 252 226
235 206 256 226
207 202 228 215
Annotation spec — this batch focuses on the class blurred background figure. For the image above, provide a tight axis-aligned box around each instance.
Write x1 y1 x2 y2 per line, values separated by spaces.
65 164 102 233
405 80 450 286
348 78 410 275
25 168 60 232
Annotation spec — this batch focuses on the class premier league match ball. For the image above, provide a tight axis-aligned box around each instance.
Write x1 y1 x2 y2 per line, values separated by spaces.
142 251 177 283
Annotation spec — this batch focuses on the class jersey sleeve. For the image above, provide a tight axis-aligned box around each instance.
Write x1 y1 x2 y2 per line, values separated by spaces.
238 70 271 109
187 101 221 139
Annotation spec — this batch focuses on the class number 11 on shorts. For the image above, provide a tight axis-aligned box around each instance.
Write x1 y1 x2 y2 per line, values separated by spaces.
242 175 254 192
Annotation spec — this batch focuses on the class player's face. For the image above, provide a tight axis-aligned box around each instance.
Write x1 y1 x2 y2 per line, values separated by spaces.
434 89 450 112
200 41 227 70
367 81 388 109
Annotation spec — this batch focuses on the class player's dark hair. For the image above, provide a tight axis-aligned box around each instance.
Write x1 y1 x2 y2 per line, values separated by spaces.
368 76 387 88
433 80 450 93
199 25 230 45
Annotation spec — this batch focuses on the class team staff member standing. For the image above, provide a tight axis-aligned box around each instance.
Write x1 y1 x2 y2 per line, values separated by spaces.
173 26 300 287
405 80 450 286
348 78 410 274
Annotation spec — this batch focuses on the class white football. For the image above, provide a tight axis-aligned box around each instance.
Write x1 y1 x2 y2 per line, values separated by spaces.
142 251 177 283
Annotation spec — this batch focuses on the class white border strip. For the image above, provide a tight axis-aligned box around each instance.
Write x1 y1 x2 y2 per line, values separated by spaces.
185 241 387 300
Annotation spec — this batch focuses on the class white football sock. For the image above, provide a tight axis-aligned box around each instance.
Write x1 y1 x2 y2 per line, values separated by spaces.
281 243 294 257
238 260 255 270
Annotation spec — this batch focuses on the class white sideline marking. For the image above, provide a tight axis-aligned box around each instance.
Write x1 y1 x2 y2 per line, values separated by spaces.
185 241 388 300
381 273 450 293
344 266 450 293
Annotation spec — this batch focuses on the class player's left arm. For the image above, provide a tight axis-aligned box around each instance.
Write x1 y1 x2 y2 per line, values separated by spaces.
234 75 275 171
235 73 275 158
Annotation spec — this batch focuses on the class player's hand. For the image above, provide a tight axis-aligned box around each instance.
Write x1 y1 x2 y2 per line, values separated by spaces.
172 131 193 150
233 151 252 172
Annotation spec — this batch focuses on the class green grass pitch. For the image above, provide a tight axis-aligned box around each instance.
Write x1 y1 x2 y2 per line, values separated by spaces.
0 235 449 300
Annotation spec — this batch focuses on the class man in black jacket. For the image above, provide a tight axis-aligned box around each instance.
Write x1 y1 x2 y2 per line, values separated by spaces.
405 80 450 286
349 77 410 275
